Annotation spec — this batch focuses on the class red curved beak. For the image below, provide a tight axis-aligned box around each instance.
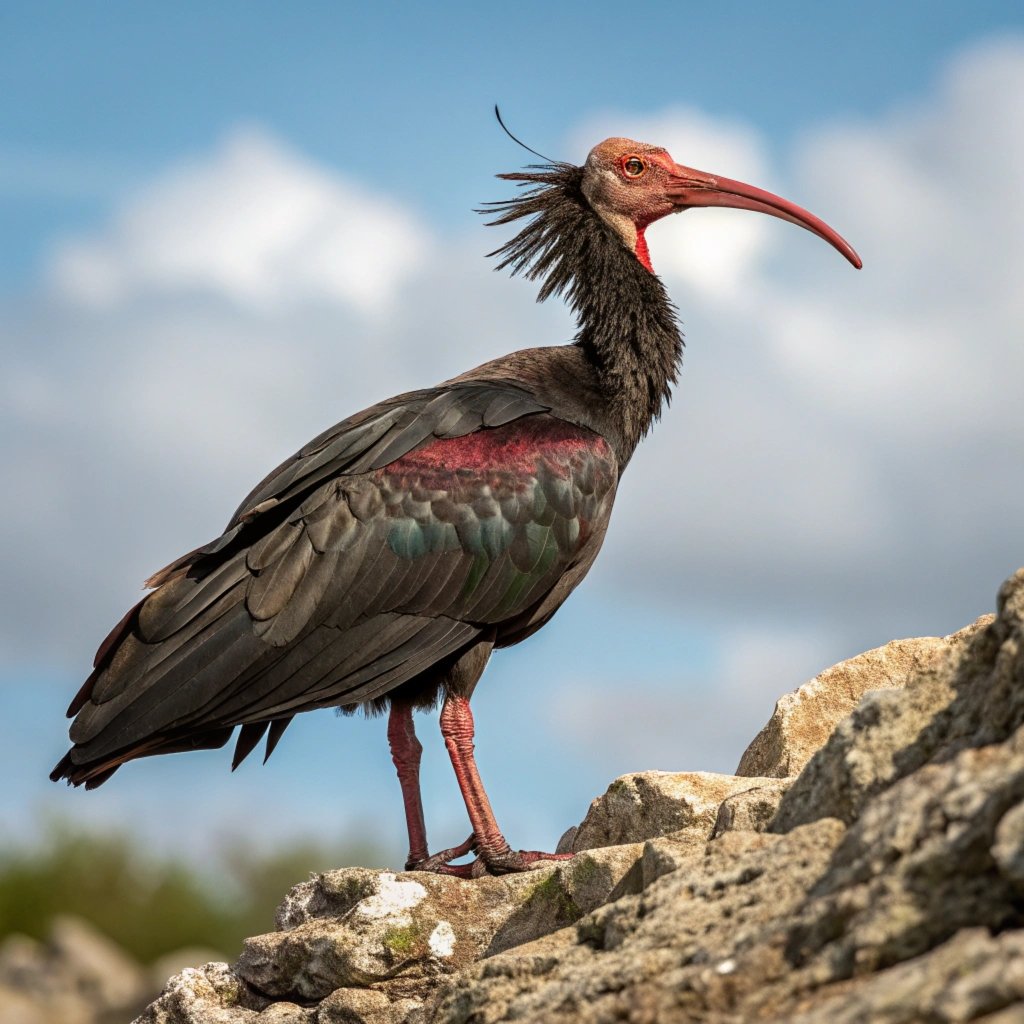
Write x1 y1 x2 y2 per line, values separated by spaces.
666 164 862 269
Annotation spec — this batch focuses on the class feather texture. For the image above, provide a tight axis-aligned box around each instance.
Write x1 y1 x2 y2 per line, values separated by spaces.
53 386 617 787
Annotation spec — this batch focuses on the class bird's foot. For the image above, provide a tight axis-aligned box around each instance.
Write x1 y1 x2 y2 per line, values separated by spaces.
474 848 575 875
408 839 573 878
406 835 479 878
406 836 573 878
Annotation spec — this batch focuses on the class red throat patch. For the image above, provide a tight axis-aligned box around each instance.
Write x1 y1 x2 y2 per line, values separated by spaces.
634 228 653 273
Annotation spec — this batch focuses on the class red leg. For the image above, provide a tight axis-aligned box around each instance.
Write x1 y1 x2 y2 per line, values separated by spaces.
387 699 477 877
387 699 430 868
439 693 573 874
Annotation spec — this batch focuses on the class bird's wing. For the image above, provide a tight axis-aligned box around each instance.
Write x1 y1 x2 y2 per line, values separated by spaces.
56 383 618 783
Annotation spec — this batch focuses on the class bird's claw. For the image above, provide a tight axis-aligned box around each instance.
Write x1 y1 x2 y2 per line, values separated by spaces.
406 835 478 877
408 839 574 878
478 849 575 875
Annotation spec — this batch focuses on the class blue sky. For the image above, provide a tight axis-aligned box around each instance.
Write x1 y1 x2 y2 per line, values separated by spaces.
3 2 1024 867
4 2 1022 279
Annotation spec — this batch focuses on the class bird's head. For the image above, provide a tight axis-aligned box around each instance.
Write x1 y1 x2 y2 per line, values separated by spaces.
582 137 862 272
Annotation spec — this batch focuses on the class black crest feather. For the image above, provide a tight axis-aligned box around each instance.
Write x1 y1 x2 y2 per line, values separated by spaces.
479 163 587 304
480 160 684 449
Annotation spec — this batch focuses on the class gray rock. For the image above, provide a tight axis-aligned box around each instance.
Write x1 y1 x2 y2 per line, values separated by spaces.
772 606 1006 832
316 986 420 1023
237 844 641 1002
778 929 1024 1024
132 568 1024 1024
133 963 267 1024
0 916 149 1024
737 626 985 779
150 950 228 997
711 778 793 838
994 801 1024 891
570 770 779 852
254 1002 314 1023
427 819 848 1022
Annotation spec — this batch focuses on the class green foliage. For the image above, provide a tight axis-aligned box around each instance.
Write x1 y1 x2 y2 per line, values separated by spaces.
0 819 387 964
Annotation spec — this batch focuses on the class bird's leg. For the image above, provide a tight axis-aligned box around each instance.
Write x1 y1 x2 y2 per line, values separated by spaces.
439 693 573 875
386 699 430 868
387 698 477 877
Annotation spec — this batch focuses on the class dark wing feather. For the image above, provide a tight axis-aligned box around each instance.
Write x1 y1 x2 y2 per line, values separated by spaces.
53 382 617 787
229 383 550 523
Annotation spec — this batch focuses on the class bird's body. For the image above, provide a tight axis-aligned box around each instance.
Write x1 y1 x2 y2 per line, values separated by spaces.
53 137 859 875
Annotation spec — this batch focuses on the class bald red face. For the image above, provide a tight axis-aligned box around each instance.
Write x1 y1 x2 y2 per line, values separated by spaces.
581 137 861 273
581 140 680 270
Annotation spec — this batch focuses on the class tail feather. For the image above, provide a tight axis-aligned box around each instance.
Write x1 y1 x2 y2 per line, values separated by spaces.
51 726 235 788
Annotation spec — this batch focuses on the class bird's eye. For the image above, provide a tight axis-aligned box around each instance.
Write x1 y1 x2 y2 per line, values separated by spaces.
623 157 646 177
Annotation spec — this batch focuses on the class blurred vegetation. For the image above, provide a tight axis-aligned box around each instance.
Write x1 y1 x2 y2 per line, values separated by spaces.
0 818 387 964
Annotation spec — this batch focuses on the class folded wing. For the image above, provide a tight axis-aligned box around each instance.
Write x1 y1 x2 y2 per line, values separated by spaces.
53 382 618 787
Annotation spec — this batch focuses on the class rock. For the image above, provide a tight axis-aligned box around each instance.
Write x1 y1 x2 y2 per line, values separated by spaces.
236 844 641 1002
711 778 793 838
149 950 228 996
428 819 849 1023
736 625 987 779
48 915 148 1012
132 568 1024 1024
0 984 69 1024
779 929 1024 1024
133 963 267 1024
993 801 1024 891
570 770 779 852
316 986 419 1023
771 611 1002 832
254 1002 314 1023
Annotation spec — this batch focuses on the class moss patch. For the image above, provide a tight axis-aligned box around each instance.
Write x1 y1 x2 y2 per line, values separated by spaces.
525 872 581 926
383 922 428 960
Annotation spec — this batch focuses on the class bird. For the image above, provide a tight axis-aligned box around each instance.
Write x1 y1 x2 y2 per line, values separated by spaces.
52 130 860 877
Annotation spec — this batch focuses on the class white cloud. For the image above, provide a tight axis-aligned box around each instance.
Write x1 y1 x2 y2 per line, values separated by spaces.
48 127 430 314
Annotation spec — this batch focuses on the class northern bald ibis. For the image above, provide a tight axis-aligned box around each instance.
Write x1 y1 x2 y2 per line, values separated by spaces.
52 134 860 875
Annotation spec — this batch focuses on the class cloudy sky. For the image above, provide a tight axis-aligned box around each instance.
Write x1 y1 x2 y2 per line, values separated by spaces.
3 2 1023 866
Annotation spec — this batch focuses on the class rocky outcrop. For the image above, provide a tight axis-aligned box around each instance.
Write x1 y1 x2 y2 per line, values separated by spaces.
234 844 643 1003
735 623 987 779
127 567 1024 1022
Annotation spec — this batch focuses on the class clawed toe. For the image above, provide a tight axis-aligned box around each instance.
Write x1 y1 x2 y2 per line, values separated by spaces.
406 838 574 878
482 848 575 874
406 834 477 876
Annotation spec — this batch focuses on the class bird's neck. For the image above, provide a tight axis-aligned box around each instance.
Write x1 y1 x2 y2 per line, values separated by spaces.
484 164 684 455
570 218 684 456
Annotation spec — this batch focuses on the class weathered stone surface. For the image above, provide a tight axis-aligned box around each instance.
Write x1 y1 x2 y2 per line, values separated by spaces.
236 844 641 1002
427 819 848 1022
737 623 988 779
131 568 1024 1024
133 963 267 1024
150 951 229 996
569 770 779 852
772 610 1004 832
711 778 793 838
778 929 1024 1024
253 1002 313 1023
316 986 419 1023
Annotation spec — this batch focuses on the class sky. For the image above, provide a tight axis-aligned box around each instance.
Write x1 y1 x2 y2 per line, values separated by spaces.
2 2 1024 869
